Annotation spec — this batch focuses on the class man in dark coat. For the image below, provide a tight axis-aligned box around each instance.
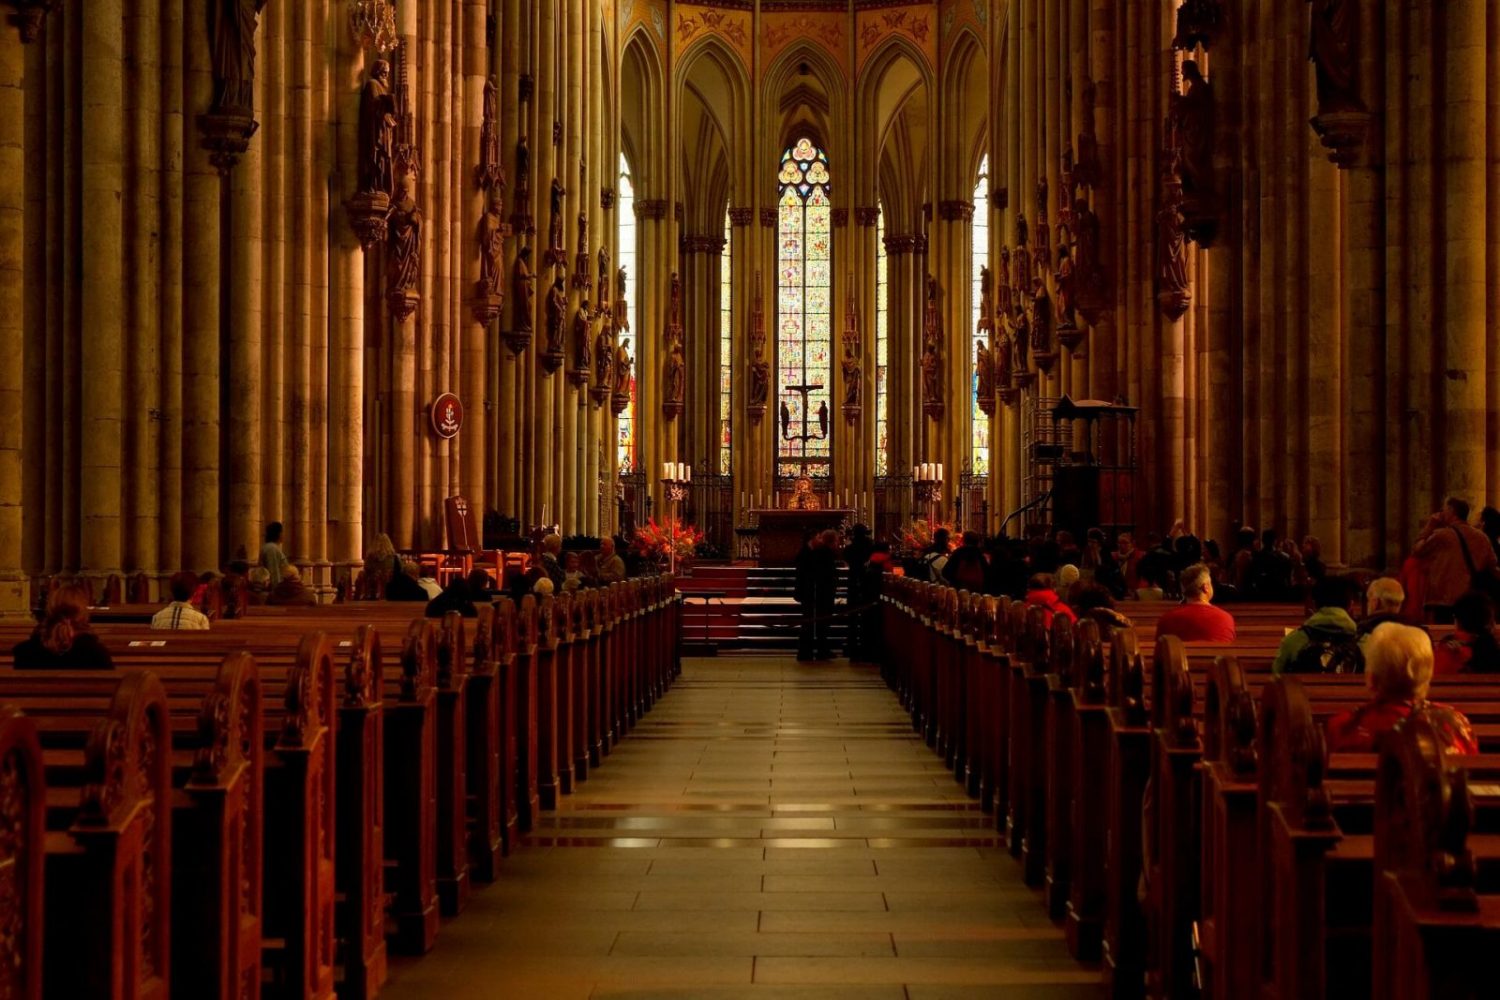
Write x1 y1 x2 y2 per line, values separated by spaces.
795 530 840 661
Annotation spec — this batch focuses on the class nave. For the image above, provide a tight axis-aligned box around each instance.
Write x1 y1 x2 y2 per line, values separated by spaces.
382 657 1098 999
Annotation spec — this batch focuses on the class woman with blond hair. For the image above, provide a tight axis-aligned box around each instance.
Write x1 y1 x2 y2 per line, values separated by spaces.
1325 622 1477 754
12 580 114 669
363 532 401 598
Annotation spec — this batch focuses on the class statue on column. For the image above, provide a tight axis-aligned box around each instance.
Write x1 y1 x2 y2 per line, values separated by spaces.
545 177 565 266
543 270 568 371
477 197 506 302
921 342 943 418
668 271 684 328
1308 0 1361 112
664 341 687 418
612 338 633 415
922 275 941 346
597 245 611 307
513 135 532 228
1076 79 1102 191
976 338 995 410
1029 277 1055 372
977 265 993 334
357 59 397 196
750 354 770 413
995 326 1015 390
1157 156 1192 320
1174 61 1216 204
512 245 535 331
841 346 861 415
595 323 614 388
574 212 591 291
387 177 423 320
567 299 591 386
210 0 269 115
614 266 630 333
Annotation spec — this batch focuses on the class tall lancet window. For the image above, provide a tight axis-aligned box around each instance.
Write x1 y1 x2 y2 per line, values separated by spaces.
970 156 990 476
617 152 638 470
875 203 890 477
719 209 733 474
776 137 832 479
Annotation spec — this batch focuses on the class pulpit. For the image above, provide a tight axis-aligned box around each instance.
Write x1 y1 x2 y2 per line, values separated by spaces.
754 509 851 566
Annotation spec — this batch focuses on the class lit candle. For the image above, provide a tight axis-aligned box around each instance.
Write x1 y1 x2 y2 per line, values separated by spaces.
685 465 692 482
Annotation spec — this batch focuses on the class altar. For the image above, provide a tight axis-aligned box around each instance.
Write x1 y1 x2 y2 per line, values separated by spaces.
753 509 851 565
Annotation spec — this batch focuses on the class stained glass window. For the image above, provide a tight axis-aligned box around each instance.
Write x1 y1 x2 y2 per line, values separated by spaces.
971 156 990 477
776 138 832 480
719 210 732 475
875 203 890 477
617 153 638 471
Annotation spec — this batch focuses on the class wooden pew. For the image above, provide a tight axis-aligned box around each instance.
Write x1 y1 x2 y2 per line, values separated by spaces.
432 613 471 916
0 705 44 1000
383 621 438 955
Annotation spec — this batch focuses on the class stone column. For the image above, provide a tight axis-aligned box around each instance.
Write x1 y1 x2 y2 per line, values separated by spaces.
0 16 28 609
461 0 489 519
1443 0 1487 504
228 3 264 562
81 0 125 577
331 17 366 568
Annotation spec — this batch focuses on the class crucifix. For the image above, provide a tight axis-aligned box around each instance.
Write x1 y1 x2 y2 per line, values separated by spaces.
780 383 829 444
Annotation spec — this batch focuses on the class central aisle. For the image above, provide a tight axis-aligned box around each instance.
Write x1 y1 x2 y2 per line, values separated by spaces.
383 657 1099 999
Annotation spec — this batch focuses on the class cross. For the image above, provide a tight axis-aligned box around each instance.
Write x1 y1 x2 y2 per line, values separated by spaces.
780 383 828 444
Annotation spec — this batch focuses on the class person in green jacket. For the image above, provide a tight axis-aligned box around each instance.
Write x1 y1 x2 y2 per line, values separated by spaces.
1272 575 1361 675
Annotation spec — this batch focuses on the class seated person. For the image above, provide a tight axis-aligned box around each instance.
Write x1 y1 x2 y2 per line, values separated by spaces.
151 571 211 630
246 565 272 605
13 581 114 669
1023 573 1077 628
1434 590 1500 674
268 564 319 607
465 569 496 603
1357 576 1405 636
1272 575 1361 675
1068 581 1133 637
416 570 443 600
561 551 585 592
1326 622 1478 754
942 531 989 592
426 578 478 619
596 537 627 584
540 534 566 589
385 559 428 602
1155 563 1236 642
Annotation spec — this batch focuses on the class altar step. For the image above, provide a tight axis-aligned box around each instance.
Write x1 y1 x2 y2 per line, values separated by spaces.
677 565 849 652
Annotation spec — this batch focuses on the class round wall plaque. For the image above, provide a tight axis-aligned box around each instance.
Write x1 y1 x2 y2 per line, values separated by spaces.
430 393 463 439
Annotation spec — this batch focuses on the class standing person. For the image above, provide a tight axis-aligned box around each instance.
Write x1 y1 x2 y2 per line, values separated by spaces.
843 524 875 657
1411 497 1498 623
795 531 839 661
151 572 212 630
923 528 951 582
1155 563 1237 642
12 581 114 669
260 521 291 587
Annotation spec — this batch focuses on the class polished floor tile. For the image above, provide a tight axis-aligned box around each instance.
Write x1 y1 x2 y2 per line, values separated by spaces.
380 656 1101 998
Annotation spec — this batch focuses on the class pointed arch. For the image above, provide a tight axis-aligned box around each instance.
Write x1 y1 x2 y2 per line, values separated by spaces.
857 37 932 235
674 37 750 234
621 27 666 198
939 26 991 197
761 41 848 178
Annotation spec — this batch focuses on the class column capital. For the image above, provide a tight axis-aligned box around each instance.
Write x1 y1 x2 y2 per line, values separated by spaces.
600 188 615 210
681 234 725 255
759 208 776 228
937 200 975 222
831 207 848 228
5 0 58 43
854 206 879 226
991 187 1008 210
728 207 754 227
636 198 668 221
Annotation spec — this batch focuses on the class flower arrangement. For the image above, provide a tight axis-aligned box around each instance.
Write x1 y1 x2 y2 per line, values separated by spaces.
898 519 956 557
631 517 704 566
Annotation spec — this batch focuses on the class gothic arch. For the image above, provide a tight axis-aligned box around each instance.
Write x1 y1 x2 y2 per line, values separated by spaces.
621 27 666 197
940 27 990 197
761 41 847 190
858 37 931 235
674 38 750 234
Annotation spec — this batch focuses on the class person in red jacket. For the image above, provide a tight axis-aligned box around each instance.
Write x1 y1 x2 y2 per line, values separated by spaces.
1325 622 1478 755
1155 563 1237 642
1023 573 1077 628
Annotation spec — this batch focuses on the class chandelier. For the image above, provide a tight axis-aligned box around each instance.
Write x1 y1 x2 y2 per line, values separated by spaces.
349 0 399 53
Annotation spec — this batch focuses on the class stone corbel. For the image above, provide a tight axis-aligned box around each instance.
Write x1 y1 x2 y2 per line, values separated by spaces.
6 0 56 43
937 200 975 223
1309 110 1371 170
196 111 260 176
637 199 668 221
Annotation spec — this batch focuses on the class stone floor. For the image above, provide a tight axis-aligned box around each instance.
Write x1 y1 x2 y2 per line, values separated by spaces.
381 656 1101 999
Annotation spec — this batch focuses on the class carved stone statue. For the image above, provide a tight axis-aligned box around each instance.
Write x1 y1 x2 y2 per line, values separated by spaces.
1309 0 1360 112
668 271 684 326
665 341 686 406
1157 162 1191 319
817 401 829 440
358 59 397 196
841 347 861 409
921 342 941 408
977 266 993 333
750 355 770 411
477 197 506 298
1013 307 1031 370
996 328 1014 388
544 272 568 362
545 177 565 265
614 339 633 396
1054 244 1076 326
1029 277 1053 355
1176 61 1216 204
595 325 614 387
922 275 940 345
514 135 531 217
597 246 611 306
779 401 791 440
513 245 535 331
998 247 1013 315
210 0 268 115
387 178 423 299
976 339 994 400
573 301 593 375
